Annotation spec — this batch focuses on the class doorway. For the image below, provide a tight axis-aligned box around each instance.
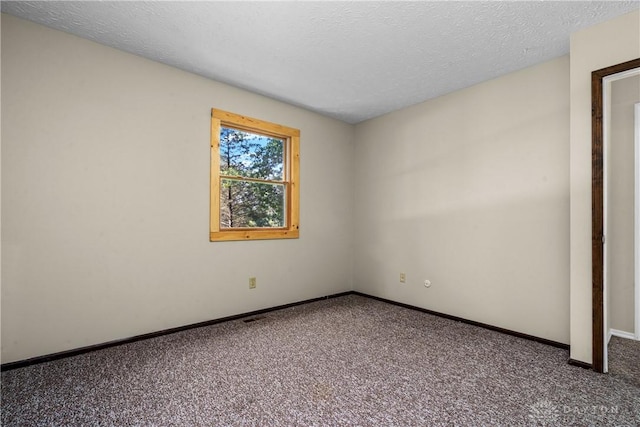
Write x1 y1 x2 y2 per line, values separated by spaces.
592 58 640 374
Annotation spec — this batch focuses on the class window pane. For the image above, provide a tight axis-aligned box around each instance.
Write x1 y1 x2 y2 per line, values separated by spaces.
220 179 285 228
219 127 284 181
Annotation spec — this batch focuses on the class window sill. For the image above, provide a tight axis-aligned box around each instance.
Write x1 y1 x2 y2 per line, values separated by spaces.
210 229 299 242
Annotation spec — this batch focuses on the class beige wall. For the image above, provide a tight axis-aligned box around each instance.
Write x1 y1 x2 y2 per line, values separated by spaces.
607 75 639 335
569 10 640 363
353 57 570 344
0 15 354 363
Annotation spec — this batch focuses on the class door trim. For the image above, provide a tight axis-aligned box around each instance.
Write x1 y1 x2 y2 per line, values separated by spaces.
635 102 640 341
591 57 640 373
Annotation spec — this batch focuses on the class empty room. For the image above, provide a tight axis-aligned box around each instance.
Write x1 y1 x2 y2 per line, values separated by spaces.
1 1 639 426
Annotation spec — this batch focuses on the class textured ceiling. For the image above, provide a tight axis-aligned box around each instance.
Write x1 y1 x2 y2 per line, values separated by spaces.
2 1 639 123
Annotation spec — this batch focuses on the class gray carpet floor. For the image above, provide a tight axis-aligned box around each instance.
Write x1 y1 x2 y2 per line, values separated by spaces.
608 336 640 388
2 294 639 426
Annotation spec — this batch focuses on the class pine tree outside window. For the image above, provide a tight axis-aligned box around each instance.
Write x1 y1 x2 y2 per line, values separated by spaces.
210 109 300 241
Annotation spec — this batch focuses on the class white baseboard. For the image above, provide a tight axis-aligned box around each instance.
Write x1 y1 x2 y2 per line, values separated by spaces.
609 329 637 341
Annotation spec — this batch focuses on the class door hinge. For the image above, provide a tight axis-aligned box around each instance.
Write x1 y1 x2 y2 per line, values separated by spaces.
602 235 606 244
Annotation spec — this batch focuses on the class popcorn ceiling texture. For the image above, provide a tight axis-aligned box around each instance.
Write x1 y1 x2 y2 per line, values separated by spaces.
2 295 639 426
1 1 638 123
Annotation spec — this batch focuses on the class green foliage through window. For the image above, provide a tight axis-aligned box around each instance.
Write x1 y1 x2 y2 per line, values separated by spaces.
219 127 285 228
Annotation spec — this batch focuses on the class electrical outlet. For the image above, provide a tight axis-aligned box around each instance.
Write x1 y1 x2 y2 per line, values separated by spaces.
249 277 257 289
400 273 406 283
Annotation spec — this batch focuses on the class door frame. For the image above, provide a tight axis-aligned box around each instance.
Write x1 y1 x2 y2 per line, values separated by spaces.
635 102 640 341
591 57 640 373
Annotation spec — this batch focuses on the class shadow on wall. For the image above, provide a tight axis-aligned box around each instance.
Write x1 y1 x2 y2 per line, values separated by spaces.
353 97 569 344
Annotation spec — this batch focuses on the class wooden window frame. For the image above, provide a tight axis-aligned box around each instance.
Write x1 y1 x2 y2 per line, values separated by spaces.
210 109 300 241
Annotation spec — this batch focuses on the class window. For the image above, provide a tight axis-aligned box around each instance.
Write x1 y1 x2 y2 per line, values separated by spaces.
210 109 300 241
